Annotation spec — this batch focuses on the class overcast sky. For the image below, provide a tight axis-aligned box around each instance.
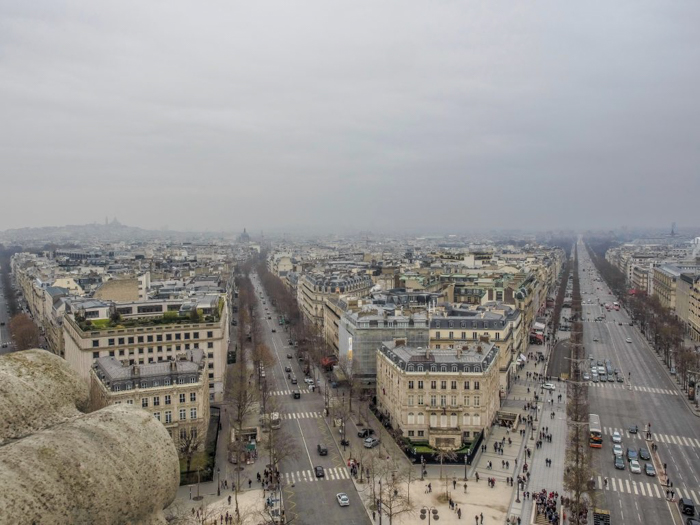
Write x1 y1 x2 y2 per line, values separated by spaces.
1 1 698 234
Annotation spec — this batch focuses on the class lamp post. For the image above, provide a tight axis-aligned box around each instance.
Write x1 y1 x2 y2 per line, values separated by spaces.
378 479 383 525
420 506 438 525
420 455 425 480
463 454 468 481
217 467 221 496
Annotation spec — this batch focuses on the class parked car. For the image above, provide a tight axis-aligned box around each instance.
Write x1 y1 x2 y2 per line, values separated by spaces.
317 444 328 456
336 493 350 507
364 437 380 448
315 466 325 478
357 428 375 438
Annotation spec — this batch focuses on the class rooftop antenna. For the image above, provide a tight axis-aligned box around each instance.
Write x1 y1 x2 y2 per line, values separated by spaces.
671 222 676 237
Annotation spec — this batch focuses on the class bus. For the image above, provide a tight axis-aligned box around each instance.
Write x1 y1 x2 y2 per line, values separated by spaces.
589 414 602 448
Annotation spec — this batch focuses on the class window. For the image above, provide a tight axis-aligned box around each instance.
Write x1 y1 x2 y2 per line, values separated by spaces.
164 378 171 386
430 381 436 390
440 381 447 390
451 381 457 389
118 337 125 345
417 365 423 372
184 333 190 340
430 413 437 427
157 334 163 342
166 334 172 341
175 333 181 340
464 381 470 390
109 350 115 357
190 428 197 439
128 337 134 344
193 332 199 339
190 392 196 402
408 395 414 406
190 408 197 419
474 396 480 407
157 346 163 353
496 333 500 341
92 351 100 359
207 331 213 338
461 332 466 339
464 395 470 406
179 393 186 403
92 340 99 348
408 381 414 390
451 395 457 406
185 343 190 350
473 414 481 426
138 348 144 354
138 336 144 343
208 342 214 349
142 398 148 408
147 335 153 343
430 395 437 407
165 411 172 423
148 348 154 354
165 395 171 405
435 331 441 339
463 413 470 425
417 413 425 424
474 381 480 390
449 331 454 339
417 430 424 437
108 338 115 346
435 345 441 349
408 430 415 437
126 399 134 405
440 395 446 407
417 395 424 406
180 429 188 441
472 332 477 339
450 413 458 427
179 409 186 421
407 413 415 424
418 381 424 389
153 396 160 406
154 412 161 421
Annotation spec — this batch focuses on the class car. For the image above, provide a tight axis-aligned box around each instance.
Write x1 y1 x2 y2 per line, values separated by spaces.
629 425 638 434
614 455 625 470
614 368 621 375
639 447 650 460
607 375 615 382
291 377 298 384
304 377 314 385
317 444 328 456
336 493 350 507
618 322 623 326
582 373 591 381
627 448 638 461
645 463 656 476
611 431 622 443
679 498 696 516
357 428 375 438
284 366 291 372
629 322 634 326
671 367 677 375
589 355 594 360
291 391 301 399
315 466 325 478
267 316 271 319
630 459 641 474
364 437 380 448
272 329 276 333
542 383 556 391
592 375 599 383
597 360 604 366
288 339 293 345
593 337 599 342
626 338 632 343
616 376 624 383
612 444 623 457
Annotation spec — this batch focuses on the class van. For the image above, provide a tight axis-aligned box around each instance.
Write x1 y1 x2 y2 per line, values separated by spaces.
679 497 695 516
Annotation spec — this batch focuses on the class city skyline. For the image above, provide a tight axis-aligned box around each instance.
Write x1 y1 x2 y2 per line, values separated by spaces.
2 1 699 233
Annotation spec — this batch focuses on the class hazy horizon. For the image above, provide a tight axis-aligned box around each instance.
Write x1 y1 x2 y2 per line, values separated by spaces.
2 1 699 233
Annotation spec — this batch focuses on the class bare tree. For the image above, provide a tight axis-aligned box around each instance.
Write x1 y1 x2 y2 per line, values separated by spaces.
179 429 204 473
433 447 458 497
9 313 40 350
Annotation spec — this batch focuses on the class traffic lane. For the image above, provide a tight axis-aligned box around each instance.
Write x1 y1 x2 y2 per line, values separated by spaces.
289 478 370 525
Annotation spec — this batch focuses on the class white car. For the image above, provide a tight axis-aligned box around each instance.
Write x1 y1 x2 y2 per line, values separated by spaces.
629 459 641 474
336 493 350 507
304 378 314 385
611 431 622 444
626 338 632 343
612 444 623 457
542 383 556 391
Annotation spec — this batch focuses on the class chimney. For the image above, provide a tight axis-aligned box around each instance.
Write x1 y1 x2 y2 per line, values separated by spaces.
170 360 177 371
133 365 140 376
476 345 483 354
479 334 490 344
394 338 407 347
425 347 430 359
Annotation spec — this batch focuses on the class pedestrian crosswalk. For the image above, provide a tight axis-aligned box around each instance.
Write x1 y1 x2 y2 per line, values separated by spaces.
284 467 350 484
588 383 678 396
280 411 322 420
597 475 700 502
270 389 309 396
602 427 700 448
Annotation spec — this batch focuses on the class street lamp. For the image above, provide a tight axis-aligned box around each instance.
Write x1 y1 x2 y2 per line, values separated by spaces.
420 506 438 525
378 479 383 525
463 454 468 481
217 467 221 496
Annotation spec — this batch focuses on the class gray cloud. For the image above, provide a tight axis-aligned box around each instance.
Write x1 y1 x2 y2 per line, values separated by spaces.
1 1 698 233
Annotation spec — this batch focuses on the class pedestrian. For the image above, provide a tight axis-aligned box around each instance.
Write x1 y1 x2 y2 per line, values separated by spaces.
475 472 479 482
228 495 231 505
428 482 432 493
248 479 252 489
453 479 457 490
373 510 376 521
458 508 462 519
480 512 484 524
475 515 479 525
464 482 467 493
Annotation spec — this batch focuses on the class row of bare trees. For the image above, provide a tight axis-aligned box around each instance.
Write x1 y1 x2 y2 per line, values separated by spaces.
586 239 698 390
563 246 595 525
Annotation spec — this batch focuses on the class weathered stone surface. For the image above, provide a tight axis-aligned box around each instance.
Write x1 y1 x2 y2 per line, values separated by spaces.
0 349 89 442
0 350 180 524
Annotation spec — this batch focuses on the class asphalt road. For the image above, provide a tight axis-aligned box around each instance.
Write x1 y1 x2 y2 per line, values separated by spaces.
578 240 700 525
0 286 13 355
250 274 371 525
